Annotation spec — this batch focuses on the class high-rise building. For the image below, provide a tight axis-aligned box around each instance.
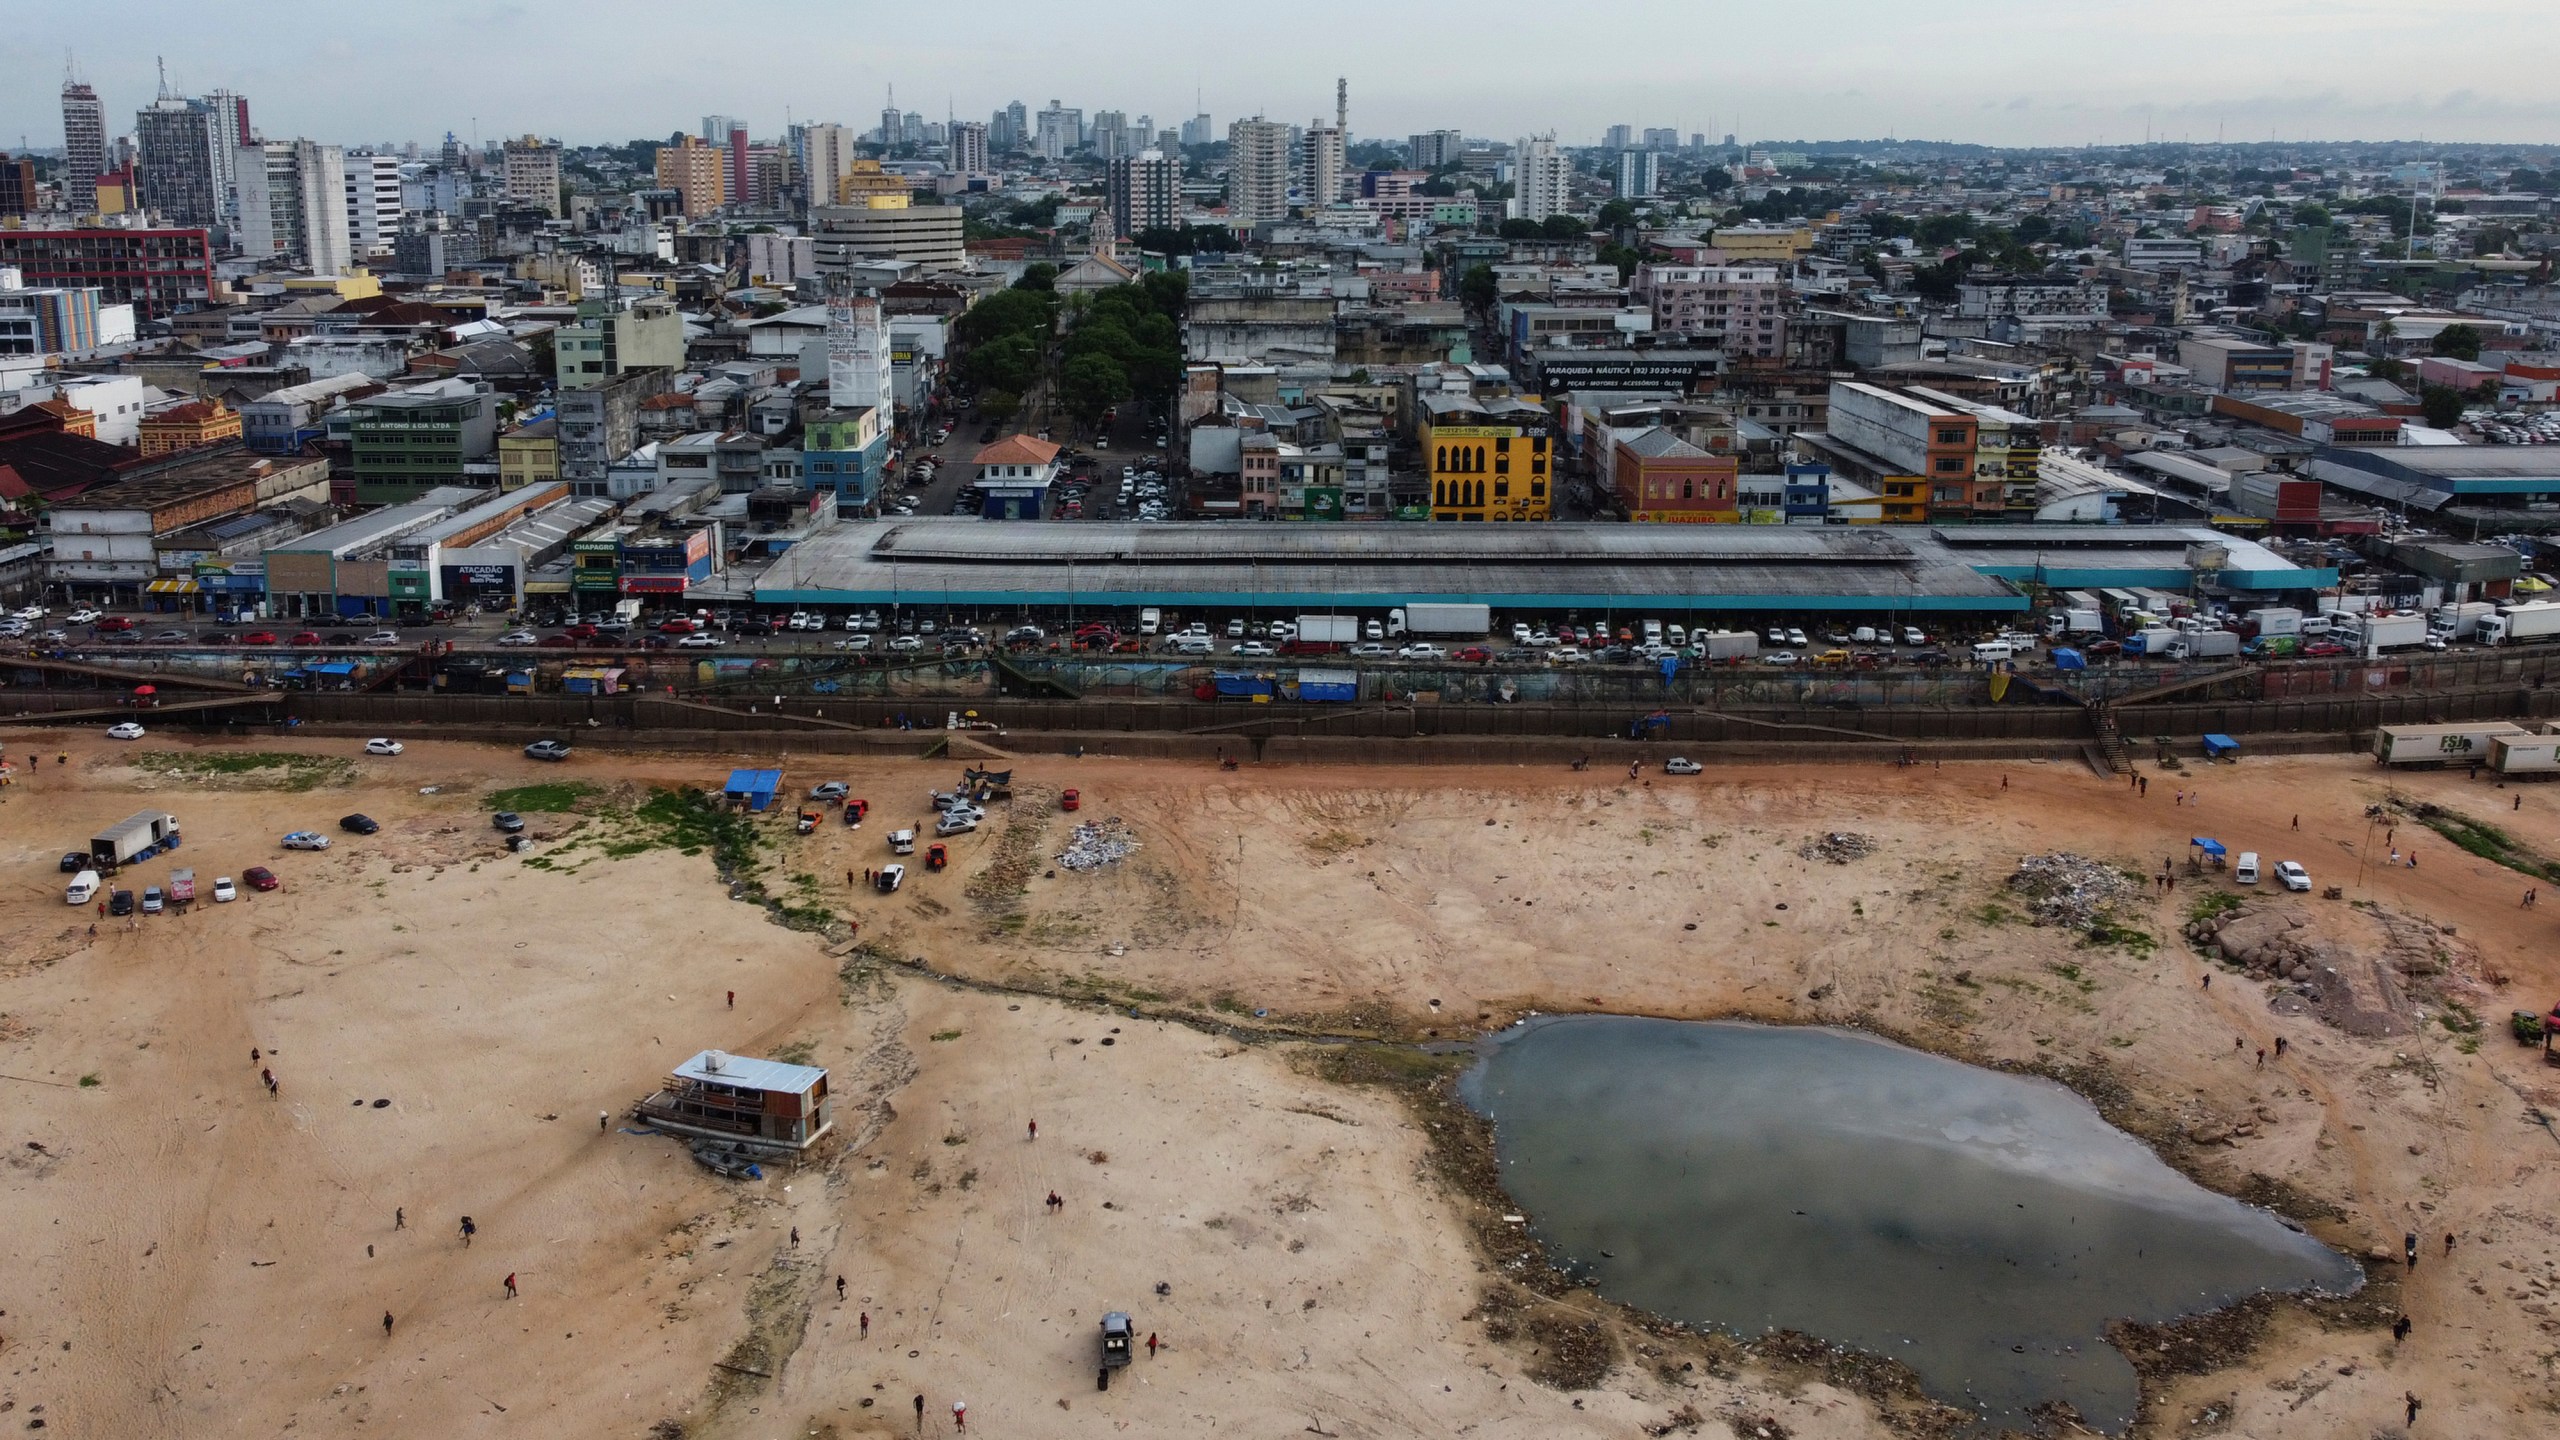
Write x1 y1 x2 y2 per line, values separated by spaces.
0 227 214 319
878 103 901 147
1005 101 1028 151
1615 150 1660 200
1642 127 1680 150
1512 134 1571 223
203 89 251 224
1092 110 1129 160
136 98 221 227
1107 149 1180 238
1035 101 1083 159
1181 113 1214 148
702 115 735 146
0 153 35 217
1603 124 1633 150
237 139 350 273
1303 122 1345 207
726 122 752 207
61 82 106 214
654 135 727 216
1410 130 1465 169
900 112 924 147
1227 118 1293 225
502 135 563 217
949 121 989 177
343 151 402 257
802 123 859 212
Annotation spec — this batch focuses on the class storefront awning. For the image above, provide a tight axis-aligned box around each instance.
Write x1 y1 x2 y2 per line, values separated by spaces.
145 578 200 594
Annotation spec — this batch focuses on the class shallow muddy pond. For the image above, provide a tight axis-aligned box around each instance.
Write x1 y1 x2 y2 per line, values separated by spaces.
1460 1016 2360 1433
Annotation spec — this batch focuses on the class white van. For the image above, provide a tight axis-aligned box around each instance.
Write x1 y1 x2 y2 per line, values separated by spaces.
1971 640 2015 663
1642 619 1664 646
1171 634 1215 655
2234 852 2260 885
1138 608 1162 636
65 869 100 905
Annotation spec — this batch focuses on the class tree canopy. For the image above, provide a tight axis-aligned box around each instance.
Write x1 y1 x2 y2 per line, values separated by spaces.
2431 324 2484 362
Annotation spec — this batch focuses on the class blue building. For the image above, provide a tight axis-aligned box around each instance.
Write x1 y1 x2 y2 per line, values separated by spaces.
802 405 889 514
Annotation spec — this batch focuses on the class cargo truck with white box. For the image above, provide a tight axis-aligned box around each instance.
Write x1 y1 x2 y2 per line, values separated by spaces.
2341 612 2429 656
2490 728 2560 776
2431 601 2497 641
2480 601 2560 646
1389 603 1493 639
2165 630 2241 661
2373 722 2529 767
1699 630 1760 661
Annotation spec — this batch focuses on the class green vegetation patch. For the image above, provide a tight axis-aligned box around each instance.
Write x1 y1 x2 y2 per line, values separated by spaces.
482 780 601 814
2412 805 2560 883
134 750 355 791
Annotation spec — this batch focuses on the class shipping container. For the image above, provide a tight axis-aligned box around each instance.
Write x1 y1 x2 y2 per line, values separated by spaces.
2491 731 2560 775
2374 722 2530 766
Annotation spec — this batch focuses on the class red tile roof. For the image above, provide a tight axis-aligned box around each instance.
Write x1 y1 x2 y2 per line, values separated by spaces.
972 435 1061 466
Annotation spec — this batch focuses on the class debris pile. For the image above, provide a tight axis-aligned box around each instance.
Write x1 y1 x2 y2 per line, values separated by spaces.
1797 832 1877 864
2005 852 2145 929
1056 818 1141 872
2185 905 2323 980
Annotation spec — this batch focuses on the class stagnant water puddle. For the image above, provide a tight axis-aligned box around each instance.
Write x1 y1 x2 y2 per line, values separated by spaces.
1460 1016 2360 1433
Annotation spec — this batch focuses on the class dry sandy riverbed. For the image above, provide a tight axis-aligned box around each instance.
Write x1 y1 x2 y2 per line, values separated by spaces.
1 733 2557 1439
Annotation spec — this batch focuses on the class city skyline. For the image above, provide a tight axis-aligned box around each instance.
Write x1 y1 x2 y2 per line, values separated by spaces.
9 0 2560 154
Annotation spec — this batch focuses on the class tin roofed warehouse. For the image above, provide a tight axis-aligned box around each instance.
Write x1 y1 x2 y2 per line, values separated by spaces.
749 521 2332 618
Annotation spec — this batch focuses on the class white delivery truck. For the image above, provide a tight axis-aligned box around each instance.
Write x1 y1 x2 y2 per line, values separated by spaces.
2242 607 2302 639
1390 603 1493 638
2343 612 2429 656
1291 614 1361 649
2165 630 2241 661
1699 631 1760 660
2490 729 2560 775
2430 601 2497 641
2480 600 2560 646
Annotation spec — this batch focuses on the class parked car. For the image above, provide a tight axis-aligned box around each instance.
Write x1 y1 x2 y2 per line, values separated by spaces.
281 831 330 850
243 866 279 892
211 876 237 903
150 629 190 642
492 811 526 834
1663 757 1704 775
2274 860 2312 892
657 618 696 634
59 850 87 873
241 631 278 645
141 886 164 914
524 739 572 762
811 781 850 802
1761 651 1798 665
288 631 323 646
1397 643 1447 660
340 813 380 835
109 889 135 916
66 608 101 624
889 634 924 652
1233 641 1277 658
497 630 539 646
363 738 404 756
362 630 400 645
676 634 724 648
105 722 146 740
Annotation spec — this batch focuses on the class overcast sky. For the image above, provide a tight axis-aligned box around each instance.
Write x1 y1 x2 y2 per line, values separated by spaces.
10 0 2560 153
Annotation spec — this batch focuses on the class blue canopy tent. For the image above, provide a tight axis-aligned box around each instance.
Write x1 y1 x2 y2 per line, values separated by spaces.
2051 647 2086 671
724 768 782 812
2189 836 2227 870
2203 733 2240 760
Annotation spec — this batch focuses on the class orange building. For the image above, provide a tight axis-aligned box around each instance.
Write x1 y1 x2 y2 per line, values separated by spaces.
1613 428 1741 522
136 400 242 457
654 137 728 217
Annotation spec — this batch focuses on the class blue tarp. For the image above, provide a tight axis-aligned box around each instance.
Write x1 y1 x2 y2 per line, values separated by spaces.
2051 647 2086 671
312 661 358 676
724 768 782 811
2190 837 2226 857
2203 733 2240 757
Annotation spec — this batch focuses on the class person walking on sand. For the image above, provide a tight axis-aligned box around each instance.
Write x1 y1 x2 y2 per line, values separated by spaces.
2291 814 2300 831
836 1275 847 1301
2200 973 2211 989
1147 1331 1159 1358
1027 1118 1037 1141
2445 1232 2457 1257
913 1394 924 1430
790 1227 800 1246
504 1272 518 1298
265 1074 278 1100
2407 1391 2421 1427
395 1207 405 1230
383 1311 394 1337
2275 1036 2287 1056
2394 1314 2412 1341
952 1399 966 1430
726 990 735 1009
461 1216 476 1247
2405 1231 2419 1269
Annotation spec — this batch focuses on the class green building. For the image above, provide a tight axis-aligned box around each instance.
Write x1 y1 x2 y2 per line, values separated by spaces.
347 380 500 505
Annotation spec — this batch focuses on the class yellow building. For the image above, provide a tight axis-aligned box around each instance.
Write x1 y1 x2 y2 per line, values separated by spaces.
834 160 911 209
1419 394 1555 521
136 400 242 457
279 270 382 300
497 418 560 491
655 137 727 217
1708 223 1815 261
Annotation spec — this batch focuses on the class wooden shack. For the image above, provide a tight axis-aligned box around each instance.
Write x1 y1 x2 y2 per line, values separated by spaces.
638 1050 831 1154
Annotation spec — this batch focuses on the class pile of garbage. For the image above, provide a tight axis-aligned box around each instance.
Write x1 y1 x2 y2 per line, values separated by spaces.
2005 852 2145 929
1056 818 1141 872
1797 832 1878 864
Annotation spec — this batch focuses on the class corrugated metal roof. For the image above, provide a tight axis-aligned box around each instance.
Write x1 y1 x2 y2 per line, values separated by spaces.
672 1049 825 1095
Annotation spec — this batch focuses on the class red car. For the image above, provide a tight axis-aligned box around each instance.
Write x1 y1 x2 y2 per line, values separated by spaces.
1453 645 1492 663
562 623 598 639
538 634 577 648
288 631 322 646
2302 640 2348 657
243 866 280 892
241 630 278 645
95 616 136 632
657 618 696 635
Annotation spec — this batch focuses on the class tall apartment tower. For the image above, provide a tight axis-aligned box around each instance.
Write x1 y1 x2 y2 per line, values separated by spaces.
136 97 221 226
1106 149 1179 237
1511 134 1571 223
1227 117 1293 226
238 139 350 273
802 123 858 210
1411 130 1465 169
1615 150 1660 200
203 89 250 223
343 151 403 256
60 81 106 214
949 121 989 176
502 135 563 217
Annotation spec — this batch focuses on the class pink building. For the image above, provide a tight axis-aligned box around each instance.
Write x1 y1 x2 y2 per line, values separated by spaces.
1631 263 1787 360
